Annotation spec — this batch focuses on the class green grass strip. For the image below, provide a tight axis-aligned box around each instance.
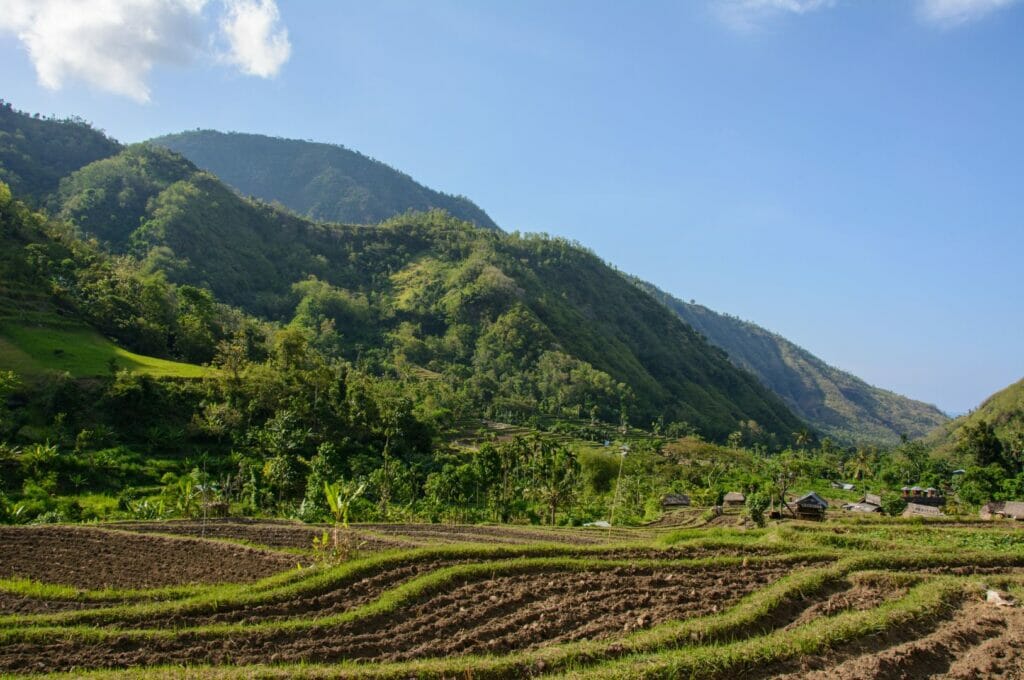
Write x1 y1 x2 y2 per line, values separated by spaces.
0 539 821 630
554 576 969 679
0 552 828 644
7 559 850 680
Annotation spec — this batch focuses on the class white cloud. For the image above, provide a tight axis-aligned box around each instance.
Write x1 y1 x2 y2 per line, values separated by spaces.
0 0 290 103
714 0 837 30
219 0 290 78
917 0 1021 25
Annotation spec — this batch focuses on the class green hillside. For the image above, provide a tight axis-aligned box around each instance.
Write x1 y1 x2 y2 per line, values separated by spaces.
150 130 499 229
0 181 210 379
927 377 1024 453
53 144 804 442
0 100 121 203
636 281 949 445
0 324 208 379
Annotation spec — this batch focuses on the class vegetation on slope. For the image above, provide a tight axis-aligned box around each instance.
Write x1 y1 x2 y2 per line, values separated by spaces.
928 377 1024 456
54 144 804 441
636 281 949 445
0 100 121 204
150 129 499 229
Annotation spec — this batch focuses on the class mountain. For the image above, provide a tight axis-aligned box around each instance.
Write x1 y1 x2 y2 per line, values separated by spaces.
927 377 1024 453
0 100 121 203
149 130 499 230
50 142 805 442
636 282 949 445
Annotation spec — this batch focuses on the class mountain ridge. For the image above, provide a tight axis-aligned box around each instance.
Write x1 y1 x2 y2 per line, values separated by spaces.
149 130 499 230
635 280 949 445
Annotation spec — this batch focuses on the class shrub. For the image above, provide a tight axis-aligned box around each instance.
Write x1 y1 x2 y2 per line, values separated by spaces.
881 494 907 517
746 492 770 527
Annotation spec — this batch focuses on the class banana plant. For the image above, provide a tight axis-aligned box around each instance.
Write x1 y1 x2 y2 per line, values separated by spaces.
323 478 366 528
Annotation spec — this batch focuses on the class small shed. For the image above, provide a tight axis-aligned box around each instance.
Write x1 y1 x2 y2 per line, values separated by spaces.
843 501 881 513
830 482 855 491
980 501 1024 521
793 492 828 520
723 491 746 507
661 493 691 509
863 493 883 507
903 502 943 518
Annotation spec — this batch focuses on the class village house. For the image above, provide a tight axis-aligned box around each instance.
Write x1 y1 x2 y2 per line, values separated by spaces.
979 501 1024 521
792 492 828 520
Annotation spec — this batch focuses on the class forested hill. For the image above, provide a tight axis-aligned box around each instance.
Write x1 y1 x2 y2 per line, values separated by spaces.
926 377 1024 454
636 281 949 445
49 142 804 442
0 100 121 203
149 130 499 230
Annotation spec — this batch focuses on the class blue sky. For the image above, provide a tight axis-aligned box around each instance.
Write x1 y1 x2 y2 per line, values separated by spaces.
2 0 1022 415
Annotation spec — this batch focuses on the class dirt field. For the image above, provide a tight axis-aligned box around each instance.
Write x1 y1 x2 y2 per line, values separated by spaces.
0 519 1021 678
0 525 297 590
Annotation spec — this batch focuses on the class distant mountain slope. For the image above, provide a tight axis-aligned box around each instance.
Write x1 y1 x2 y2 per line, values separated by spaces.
927 377 1024 452
149 130 499 229
0 101 121 203
52 144 806 442
636 282 949 445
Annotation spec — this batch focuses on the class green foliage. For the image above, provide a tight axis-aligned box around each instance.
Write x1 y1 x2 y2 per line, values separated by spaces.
0 102 120 203
881 493 908 517
51 144 807 441
929 377 1024 460
745 491 770 527
956 419 1010 470
323 478 366 527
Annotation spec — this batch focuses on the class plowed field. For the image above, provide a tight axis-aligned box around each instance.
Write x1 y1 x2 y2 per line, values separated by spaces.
0 519 1021 679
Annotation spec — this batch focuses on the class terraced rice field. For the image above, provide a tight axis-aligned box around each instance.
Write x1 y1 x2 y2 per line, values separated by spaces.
0 518 1022 678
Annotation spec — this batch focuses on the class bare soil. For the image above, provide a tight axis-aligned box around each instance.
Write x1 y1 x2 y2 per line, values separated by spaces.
767 599 1024 680
0 592 111 615
0 525 297 590
784 578 910 630
111 518 414 552
353 522 615 545
0 562 801 673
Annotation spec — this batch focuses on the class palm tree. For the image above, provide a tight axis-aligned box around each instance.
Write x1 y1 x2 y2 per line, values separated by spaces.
849 448 874 481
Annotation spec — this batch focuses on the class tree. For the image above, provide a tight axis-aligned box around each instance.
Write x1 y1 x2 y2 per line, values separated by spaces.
848 447 875 481
476 440 526 522
527 437 579 525
957 420 1008 471
762 450 809 517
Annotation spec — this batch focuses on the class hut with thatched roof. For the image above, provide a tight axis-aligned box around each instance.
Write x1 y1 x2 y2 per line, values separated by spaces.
723 491 745 507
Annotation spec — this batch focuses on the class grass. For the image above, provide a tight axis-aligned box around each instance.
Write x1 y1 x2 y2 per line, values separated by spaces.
0 322 210 378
